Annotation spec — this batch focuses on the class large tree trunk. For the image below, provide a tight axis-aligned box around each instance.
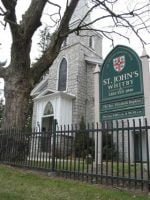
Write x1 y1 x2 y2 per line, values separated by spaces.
3 76 32 130
2 34 32 130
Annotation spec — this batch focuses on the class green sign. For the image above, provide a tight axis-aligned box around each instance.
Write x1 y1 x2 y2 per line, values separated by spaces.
100 45 145 121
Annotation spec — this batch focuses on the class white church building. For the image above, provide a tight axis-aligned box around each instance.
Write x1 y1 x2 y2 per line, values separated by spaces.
31 0 103 131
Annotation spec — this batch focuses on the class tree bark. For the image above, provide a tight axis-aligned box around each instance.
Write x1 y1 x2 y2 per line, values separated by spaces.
3 77 31 129
2 32 32 129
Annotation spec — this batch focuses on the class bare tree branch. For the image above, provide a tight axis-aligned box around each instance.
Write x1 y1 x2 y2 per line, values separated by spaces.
66 0 69 8
44 13 60 28
79 27 130 43
47 1 61 22
1 0 18 33
77 1 100 27
0 6 5 15
20 0 48 41
0 20 5 27
77 0 150 47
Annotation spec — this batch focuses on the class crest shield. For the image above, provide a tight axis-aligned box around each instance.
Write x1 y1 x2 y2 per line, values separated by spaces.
113 56 125 72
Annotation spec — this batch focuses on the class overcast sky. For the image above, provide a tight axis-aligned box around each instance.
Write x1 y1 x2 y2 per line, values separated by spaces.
0 0 150 89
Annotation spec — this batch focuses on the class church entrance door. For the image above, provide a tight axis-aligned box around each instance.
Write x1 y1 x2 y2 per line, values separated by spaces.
41 116 54 152
42 116 54 132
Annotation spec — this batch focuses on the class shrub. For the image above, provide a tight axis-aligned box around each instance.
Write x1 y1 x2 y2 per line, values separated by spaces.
102 131 117 160
74 117 95 159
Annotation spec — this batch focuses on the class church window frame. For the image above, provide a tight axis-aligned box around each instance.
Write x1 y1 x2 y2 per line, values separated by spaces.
57 57 68 91
43 101 54 117
89 35 95 50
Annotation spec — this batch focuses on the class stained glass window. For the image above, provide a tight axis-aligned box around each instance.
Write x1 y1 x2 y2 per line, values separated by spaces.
58 58 67 91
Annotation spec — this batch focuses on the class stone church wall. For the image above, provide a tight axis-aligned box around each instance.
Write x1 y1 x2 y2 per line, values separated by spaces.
32 27 102 127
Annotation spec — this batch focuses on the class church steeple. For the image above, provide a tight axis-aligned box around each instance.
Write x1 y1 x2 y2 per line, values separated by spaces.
70 0 91 24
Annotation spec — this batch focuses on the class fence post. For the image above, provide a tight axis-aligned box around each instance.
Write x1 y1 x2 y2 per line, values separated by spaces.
51 119 57 172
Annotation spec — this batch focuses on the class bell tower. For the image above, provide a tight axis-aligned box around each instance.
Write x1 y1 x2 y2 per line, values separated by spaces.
70 0 91 24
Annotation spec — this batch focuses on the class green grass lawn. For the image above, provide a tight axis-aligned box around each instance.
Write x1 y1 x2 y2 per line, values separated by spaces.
0 165 149 200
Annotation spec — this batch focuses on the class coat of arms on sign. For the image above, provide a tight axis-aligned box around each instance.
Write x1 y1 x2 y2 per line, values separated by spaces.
113 56 125 72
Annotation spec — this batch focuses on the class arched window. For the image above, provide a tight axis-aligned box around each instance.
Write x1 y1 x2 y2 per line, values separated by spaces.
58 58 67 91
43 102 53 116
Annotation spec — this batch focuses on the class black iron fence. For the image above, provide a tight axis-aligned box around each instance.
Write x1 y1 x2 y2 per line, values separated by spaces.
0 119 150 191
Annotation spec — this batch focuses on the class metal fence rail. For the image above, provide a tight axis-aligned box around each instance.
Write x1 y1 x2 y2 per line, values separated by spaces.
0 118 150 191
